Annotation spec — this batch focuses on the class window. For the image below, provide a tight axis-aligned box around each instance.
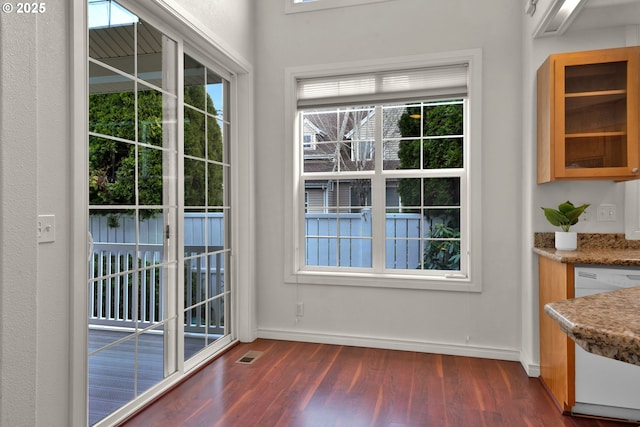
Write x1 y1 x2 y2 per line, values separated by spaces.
303 132 316 150
285 51 482 291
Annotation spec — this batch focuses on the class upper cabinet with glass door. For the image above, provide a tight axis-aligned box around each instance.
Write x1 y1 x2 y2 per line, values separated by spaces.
537 46 640 183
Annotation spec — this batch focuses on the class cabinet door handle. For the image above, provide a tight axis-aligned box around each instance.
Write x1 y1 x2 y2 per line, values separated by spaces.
633 168 639 174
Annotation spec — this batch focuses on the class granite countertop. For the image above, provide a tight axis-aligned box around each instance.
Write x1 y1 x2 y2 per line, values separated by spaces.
544 286 640 366
534 233 640 266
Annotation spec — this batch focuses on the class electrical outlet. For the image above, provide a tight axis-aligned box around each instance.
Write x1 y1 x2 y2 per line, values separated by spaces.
597 204 617 222
296 302 304 317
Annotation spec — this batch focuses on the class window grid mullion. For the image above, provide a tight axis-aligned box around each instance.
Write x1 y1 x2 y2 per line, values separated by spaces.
371 105 385 273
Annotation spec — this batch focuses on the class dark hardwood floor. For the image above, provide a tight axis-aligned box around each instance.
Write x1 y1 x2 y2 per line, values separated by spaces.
120 339 632 427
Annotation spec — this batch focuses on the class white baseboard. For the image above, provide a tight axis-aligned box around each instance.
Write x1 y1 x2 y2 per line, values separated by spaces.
258 327 521 363
519 352 541 377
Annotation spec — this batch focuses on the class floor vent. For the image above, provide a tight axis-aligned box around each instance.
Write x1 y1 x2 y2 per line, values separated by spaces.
236 350 263 365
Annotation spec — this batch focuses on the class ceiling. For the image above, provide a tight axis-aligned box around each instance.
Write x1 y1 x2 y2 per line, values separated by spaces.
570 0 640 32
585 0 640 8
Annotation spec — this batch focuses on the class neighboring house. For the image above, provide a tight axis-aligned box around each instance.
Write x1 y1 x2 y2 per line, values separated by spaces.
301 107 402 213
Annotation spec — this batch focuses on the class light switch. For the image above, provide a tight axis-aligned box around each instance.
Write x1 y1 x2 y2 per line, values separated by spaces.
37 214 55 243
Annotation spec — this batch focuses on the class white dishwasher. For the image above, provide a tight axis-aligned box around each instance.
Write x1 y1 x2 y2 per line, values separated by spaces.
573 265 640 422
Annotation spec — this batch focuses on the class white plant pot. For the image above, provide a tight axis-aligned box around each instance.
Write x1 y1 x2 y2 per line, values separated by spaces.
555 231 577 251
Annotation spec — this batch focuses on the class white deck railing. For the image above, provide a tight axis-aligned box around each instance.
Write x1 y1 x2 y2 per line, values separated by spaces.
89 243 224 335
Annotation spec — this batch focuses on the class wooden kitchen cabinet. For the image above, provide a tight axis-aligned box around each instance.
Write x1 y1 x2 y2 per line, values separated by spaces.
538 256 575 413
537 46 640 183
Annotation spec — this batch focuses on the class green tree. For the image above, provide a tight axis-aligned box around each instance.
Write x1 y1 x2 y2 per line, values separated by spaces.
396 101 463 270
89 86 223 218
183 86 224 208
89 91 135 207
396 102 463 212
89 89 164 211
422 223 461 270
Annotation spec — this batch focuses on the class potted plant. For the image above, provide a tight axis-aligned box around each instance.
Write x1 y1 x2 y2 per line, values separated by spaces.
541 200 589 251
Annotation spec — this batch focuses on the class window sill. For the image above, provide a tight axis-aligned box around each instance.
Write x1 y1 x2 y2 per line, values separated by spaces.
285 269 481 292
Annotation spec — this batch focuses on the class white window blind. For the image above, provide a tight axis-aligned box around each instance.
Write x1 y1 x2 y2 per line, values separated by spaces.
297 64 468 108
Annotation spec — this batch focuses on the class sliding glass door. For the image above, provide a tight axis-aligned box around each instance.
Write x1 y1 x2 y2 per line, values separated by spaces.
182 54 232 363
86 1 233 424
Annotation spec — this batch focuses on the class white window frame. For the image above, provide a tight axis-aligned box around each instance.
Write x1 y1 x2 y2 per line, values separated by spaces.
285 0 397 14
284 50 483 292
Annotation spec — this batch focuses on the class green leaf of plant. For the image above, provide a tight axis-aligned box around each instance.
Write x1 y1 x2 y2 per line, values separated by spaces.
558 201 576 214
564 203 589 224
541 202 589 231
541 207 569 227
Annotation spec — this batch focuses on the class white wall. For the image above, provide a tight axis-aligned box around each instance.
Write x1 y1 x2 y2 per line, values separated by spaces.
165 0 255 60
254 0 525 361
0 1 254 425
1 5 69 426
520 1 640 375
